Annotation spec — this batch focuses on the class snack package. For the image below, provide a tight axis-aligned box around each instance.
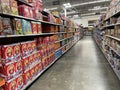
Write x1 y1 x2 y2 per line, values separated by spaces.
10 0 18 15
15 60 23 75
37 22 42 34
30 68 35 80
1 17 13 35
2 78 17 90
23 71 31 85
0 63 16 81
0 17 3 34
0 0 10 14
31 41 37 53
22 57 29 72
20 42 28 58
2 44 14 64
16 75 24 90
27 41 32 54
38 62 43 73
13 43 21 61
31 21 37 34
12 18 23 35
29 55 34 68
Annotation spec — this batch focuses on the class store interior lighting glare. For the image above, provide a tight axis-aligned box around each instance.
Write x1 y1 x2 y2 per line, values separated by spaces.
63 3 72 8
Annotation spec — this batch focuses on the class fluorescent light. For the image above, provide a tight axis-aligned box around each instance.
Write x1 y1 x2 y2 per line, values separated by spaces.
47 7 58 10
89 6 108 11
63 3 72 8
81 13 95 16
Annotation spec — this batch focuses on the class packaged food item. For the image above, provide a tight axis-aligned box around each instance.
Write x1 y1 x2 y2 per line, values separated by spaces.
34 65 39 76
0 17 3 34
31 41 37 53
21 19 32 34
38 62 43 73
0 46 2 66
13 43 21 61
37 22 42 34
0 63 16 81
15 60 22 75
30 68 35 79
2 78 17 90
27 41 32 54
2 44 14 64
16 75 24 90
0 0 10 14
12 18 23 35
10 0 18 15
23 71 31 85
31 21 37 34
20 42 28 58
22 57 29 72
29 55 34 68
1 17 13 35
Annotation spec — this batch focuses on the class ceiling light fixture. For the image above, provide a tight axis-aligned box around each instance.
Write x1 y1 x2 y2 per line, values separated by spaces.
88 6 108 11
63 3 72 8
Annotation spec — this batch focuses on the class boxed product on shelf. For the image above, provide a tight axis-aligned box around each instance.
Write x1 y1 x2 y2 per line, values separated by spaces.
55 49 62 59
22 57 30 72
1 17 13 35
12 18 23 35
15 60 23 75
16 75 24 90
2 78 17 90
42 24 55 33
21 19 32 34
0 63 16 81
54 42 60 50
0 0 10 14
30 67 35 80
23 70 31 85
37 22 42 34
1 44 14 64
10 0 18 15
13 43 21 62
31 21 37 34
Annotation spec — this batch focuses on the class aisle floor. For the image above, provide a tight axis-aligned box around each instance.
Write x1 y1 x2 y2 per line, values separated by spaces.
28 36 120 90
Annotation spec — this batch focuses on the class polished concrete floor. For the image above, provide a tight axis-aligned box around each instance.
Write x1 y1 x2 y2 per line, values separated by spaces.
28 36 120 90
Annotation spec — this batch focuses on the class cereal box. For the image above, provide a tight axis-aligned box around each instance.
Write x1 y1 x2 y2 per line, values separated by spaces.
29 55 34 67
23 71 31 85
22 57 29 72
37 22 42 34
30 68 35 79
2 44 14 64
0 17 3 34
21 19 32 34
38 62 43 73
31 21 37 34
27 41 32 54
12 18 23 35
13 43 21 61
15 60 23 75
0 0 10 14
16 75 24 90
0 63 16 81
34 65 39 76
20 42 28 58
1 17 13 35
31 41 37 53
10 0 18 15
2 78 17 90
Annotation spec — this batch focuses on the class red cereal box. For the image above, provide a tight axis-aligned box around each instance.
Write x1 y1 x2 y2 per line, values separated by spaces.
37 22 42 34
15 60 23 75
38 62 43 73
30 68 35 79
22 57 29 72
29 55 34 67
21 42 28 58
13 43 21 62
10 0 18 15
27 41 32 54
34 65 39 76
0 63 16 81
16 75 24 90
2 44 14 64
23 71 31 85
31 41 36 53
2 78 17 90
0 46 2 66
31 21 37 34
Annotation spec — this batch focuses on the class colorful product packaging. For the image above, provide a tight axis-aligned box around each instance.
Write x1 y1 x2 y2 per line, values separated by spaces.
37 22 42 34
12 18 23 35
1 44 14 64
13 43 21 61
15 60 23 75
1 17 13 35
23 71 31 85
22 57 29 72
0 63 16 81
31 21 37 34
16 75 24 90
0 0 10 14
10 0 18 15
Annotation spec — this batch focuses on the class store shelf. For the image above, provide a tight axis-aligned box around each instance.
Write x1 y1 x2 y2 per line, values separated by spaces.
55 36 74 43
94 38 120 80
55 32 67 34
22 41 77 90
106 44 120 56
106 35 120 42
105 11 120 21
0 77 5 87
0 33 55 39
16 0 33 7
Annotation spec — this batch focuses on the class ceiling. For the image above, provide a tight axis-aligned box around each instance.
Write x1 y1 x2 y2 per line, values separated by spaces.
43 0 111 17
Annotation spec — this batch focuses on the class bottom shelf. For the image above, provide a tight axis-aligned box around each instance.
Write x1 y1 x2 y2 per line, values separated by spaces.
22 40 79 90
94 38 120 80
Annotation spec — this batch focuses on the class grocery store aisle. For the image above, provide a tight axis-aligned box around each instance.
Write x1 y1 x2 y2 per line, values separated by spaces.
28 36 120 90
